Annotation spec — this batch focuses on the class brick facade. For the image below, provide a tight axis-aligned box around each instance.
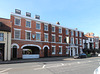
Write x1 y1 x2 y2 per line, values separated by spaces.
10 13 84 59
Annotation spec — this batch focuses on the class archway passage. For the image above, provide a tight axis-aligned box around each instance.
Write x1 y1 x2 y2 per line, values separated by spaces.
22 46 40 59
44 47 48 57
12 45 17 59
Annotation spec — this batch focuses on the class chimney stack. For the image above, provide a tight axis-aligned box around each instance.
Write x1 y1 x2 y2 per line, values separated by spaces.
56 22 60 25
75 28 78 30
26 12 31 17
35 15 40 19
15 9 21 14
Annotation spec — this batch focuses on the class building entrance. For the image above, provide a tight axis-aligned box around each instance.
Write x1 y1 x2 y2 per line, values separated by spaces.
0 44 4 61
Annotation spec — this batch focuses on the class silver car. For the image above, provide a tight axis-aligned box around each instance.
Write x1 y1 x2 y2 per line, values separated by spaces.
94 66 100 74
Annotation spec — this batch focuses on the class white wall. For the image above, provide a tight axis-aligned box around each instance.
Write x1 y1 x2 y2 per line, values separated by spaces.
0 31 11 61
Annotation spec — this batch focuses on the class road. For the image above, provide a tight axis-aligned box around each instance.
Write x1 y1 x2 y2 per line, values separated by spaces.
0 57 100 74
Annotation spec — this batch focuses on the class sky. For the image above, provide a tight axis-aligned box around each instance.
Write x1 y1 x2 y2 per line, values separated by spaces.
0 0 100 36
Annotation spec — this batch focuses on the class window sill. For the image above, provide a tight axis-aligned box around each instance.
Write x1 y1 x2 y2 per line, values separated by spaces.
14 24 21 26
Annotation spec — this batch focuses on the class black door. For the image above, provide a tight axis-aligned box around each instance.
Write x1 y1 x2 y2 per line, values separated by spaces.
0 44 4 61
44 47 48 57
13 46 17 59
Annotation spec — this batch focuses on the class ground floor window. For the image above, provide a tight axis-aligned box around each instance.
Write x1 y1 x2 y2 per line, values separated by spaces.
52 46 56 54
59 46 62 54
0 33 4 41
66 48 69 54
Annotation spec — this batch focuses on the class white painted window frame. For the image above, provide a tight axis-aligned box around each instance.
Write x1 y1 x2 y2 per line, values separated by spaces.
0 33 4 41
59 35 62 43
52 45 56 54
36 22 41 30
79 32 82 37
44 33 48 42
36 32 41 41
66 29 69 35
52 34 56 42
25 30 32 40
71 30 74 36
14 17 21 26
59 27 62 33
66 46 70 54
44 24 48 31
59 46 62 54
52 25 55 32
71 37 74 44
75 38 78 44
26 19 31 28
79 39 82 45
14 28 21 39
75 31 78 37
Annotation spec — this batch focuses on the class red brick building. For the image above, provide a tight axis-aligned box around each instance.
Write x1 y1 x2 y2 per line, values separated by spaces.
10 11 84 59
83 32 99 54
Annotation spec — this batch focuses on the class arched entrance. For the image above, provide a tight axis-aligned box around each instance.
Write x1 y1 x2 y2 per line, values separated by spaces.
21 44 41 59
12 45 17 59
44 47 48 57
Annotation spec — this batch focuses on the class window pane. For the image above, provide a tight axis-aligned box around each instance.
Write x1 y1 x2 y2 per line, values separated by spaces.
59 47 61 52
36 33 40 40
52 27 55 32
76 32 78 36
36 23 40 29
71 37 74 44
44 25 48 31
44 34 48 41
59 37 62 42
59 28 62 33
52 35 55 42
15 30 20 39
52 47 54 52
66 30 68 35
76 38 78 44
26 32 31 40
71 31 73 36
0 33 4 41
15 18 20 25
26 21 31 27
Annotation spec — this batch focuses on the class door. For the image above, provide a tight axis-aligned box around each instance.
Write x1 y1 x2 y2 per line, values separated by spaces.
13 46 17 59
44 47 48 57
71 49 73 56
0 44 4 61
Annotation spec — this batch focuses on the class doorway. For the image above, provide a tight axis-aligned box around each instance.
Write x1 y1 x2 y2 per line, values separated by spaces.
13 45 17 59
71 49 73 56
0 43 4 61
44 47 48 57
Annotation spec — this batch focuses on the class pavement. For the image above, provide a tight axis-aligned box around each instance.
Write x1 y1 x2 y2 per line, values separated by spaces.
0 57 74 64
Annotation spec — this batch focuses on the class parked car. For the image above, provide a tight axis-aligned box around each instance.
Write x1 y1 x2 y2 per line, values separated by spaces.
94 66 100 74
73 54 79 59
74 53 87 59
98 54 100 57
79 53 87 58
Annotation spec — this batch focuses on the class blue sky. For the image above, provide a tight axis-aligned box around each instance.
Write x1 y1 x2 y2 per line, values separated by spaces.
0 0 100 36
